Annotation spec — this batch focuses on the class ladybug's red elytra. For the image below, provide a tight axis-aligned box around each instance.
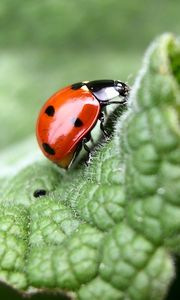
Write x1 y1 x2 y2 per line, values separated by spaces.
36 80 129 169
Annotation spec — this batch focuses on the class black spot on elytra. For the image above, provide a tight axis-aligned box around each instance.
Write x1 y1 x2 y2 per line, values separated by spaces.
71 82 84 90
74 118 83 127
33 189 47 198
42 143 55 155
45 105 55 116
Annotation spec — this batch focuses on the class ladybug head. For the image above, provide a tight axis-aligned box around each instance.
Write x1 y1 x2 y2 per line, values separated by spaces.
114 80 130 98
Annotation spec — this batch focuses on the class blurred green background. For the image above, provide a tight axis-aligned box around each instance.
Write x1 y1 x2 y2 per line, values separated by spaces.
0 0 179 299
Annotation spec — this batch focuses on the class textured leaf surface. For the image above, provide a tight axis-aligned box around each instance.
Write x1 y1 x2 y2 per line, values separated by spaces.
0 34 179 300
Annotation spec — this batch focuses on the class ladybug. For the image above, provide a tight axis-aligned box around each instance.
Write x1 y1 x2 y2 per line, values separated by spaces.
36 80 129 169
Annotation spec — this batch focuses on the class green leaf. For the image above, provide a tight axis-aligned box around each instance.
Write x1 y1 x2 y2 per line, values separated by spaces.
0 33 179 300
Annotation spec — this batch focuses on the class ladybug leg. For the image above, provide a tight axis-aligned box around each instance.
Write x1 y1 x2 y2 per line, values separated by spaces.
83 142 91 153
99 111 109 138
73 142 83 162
68 138 91 168
84 132 94 145
89 133 95 145
82 137 92 166
102 106 108 116
103 98 127 106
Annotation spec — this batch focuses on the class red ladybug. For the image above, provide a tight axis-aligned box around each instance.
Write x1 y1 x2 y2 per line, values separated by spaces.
36 80 129 169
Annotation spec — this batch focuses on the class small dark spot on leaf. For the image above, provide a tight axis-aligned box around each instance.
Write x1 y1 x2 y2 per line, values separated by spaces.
33 189 47 198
